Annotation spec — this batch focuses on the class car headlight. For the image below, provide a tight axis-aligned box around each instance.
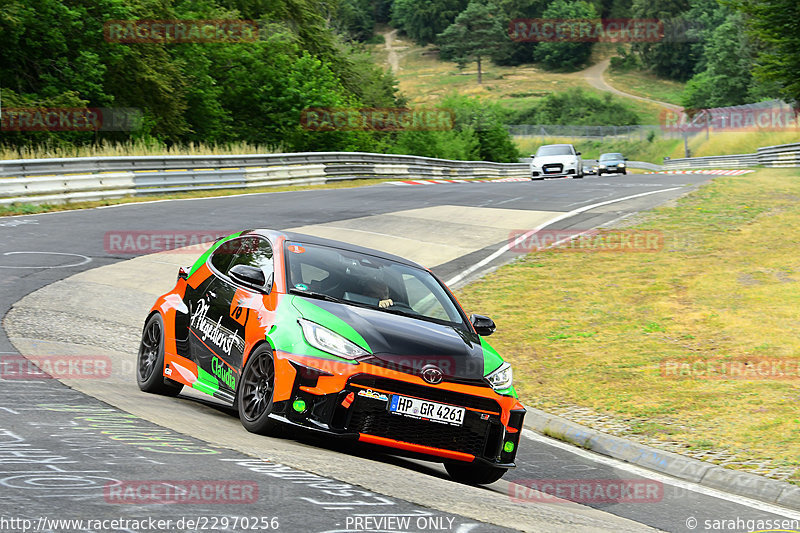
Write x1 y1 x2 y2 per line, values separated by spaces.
599 164 606 168
298 318 367 360
619 163 625 167
486 362 513 390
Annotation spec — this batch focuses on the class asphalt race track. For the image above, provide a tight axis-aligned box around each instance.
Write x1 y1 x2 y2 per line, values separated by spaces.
2 173 799 532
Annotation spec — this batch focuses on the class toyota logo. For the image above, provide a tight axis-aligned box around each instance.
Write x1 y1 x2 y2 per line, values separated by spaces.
421 365 443 385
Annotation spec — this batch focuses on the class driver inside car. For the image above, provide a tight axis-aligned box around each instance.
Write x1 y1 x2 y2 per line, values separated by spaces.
363 277 394 309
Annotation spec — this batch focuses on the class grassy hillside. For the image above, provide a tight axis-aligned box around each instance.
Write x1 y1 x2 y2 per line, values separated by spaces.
605 69 686 107
374 35 668 124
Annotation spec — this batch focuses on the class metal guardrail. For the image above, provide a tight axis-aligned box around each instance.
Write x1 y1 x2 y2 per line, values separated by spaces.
0 152 530 206
663 142 800 170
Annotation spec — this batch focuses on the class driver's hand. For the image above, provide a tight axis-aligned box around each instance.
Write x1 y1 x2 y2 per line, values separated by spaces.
379 298 393 308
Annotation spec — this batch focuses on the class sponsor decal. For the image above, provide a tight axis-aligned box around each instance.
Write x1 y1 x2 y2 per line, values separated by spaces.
294 283 309 291
190 299 245 357
211 356 236 389
357 389 389 402
288 245 306 254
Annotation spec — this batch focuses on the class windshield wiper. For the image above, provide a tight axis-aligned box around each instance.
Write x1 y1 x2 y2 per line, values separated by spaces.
288 288 345 304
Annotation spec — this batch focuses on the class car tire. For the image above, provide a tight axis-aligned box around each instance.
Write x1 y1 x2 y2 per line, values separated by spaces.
137 313 183 396
622 170 627 175
238 344 284 436
574 172 583 179
445 462 506 485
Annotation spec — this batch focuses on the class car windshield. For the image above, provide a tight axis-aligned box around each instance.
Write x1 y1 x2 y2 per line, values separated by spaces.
600 153 624 161
536 145 573 156
284 242 464 326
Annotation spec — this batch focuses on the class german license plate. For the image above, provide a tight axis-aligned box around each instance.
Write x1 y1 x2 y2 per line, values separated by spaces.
389 395 465 426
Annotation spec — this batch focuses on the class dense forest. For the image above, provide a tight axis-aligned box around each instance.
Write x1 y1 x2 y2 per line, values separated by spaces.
0 0 797 160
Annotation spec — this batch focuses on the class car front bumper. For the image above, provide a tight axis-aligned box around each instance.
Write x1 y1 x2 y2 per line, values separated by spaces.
271 352 526 467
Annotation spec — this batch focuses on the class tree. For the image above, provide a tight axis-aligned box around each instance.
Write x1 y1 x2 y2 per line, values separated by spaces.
332 0 375 42
729 0 800 104
681 12 773 109
493 0 550 66
630 0 697 80
533 0 598 71
437 0 508 84
391 0 469 45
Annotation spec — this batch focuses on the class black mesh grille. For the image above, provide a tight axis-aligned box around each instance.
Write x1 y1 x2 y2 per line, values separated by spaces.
542 163 564 173
348 396 491 457
348 375 500 413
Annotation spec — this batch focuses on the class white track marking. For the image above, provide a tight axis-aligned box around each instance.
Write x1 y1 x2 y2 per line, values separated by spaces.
445 187 681 286
0 251 92 269
522 429 800 520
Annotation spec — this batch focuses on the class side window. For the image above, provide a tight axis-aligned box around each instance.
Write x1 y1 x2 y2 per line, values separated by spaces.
210 238 242 274
229 237 274 280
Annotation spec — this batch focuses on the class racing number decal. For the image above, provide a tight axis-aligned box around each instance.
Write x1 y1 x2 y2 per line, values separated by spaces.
230 289 250 327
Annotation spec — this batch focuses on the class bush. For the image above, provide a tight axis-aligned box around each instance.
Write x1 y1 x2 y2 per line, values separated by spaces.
512 88 641 126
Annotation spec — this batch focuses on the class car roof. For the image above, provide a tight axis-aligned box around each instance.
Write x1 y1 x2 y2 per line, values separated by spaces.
249 229 425 269
600 152 624 157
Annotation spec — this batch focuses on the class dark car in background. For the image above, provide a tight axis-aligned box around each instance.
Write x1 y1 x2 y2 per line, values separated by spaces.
597 153 628 175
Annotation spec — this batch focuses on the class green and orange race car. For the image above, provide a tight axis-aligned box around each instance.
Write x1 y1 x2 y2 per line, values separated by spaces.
137 229 525 484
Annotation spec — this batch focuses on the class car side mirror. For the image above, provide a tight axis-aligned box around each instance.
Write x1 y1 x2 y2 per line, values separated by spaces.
470 314 496 336
229 264 269 293
624 157 629 160
576 151 581 156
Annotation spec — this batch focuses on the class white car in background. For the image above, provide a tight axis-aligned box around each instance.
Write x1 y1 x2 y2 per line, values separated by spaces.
530 144 583 180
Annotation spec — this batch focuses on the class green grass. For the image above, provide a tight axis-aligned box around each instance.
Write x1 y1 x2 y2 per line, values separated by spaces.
456 168 800 482
687 130 800 157
605 68 686 106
